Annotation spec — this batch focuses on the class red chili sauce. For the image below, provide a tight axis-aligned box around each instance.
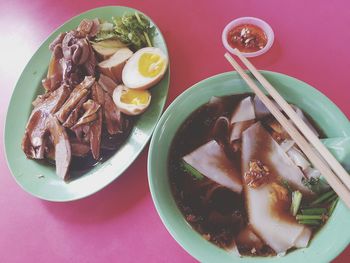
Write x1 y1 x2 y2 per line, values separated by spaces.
227 24 268 53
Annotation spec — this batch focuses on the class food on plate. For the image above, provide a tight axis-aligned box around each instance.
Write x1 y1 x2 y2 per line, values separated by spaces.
169 94 338 257
91 39 127 60
98 48 133 82
227 24 267 53
95 12 156 50
22 13 168 180
122 47 168 90
113 85 151 115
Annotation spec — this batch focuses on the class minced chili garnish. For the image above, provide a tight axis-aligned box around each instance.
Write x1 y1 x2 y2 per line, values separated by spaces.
227 24 268 53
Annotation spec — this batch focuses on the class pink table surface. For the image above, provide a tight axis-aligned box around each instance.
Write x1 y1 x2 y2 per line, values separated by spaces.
0 0 349 262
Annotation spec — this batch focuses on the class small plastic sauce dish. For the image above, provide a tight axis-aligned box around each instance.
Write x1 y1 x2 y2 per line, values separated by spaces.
222 17 274 57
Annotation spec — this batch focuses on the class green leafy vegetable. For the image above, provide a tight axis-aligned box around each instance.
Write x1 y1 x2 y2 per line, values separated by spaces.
296 214 323 220
290 190 302 216
310 190 336 206
301 208 327 215
302 177 330 194
95 12 156 50
328 197 339 216
281 179 293 193
181 160 204 180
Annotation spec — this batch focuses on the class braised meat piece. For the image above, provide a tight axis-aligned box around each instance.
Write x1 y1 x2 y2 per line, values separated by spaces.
55 76 95 123
22 84 70 159
62 95 88 128
89 108 102 160
46 115 71 180
72 99 100 128
77 18 100 38
70 138 91 157
98 74 117 95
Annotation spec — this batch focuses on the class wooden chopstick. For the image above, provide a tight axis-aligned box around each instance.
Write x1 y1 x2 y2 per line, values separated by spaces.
224 52 350 209
233 49 350 191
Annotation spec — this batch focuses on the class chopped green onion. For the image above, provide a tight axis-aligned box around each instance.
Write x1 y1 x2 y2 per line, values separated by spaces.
290 191 302 216
298 219 321 226
310 190 336 206
296 214 323 220
301 208 327 215
328 197 339 216
181 160 204 180
281 179 293 193
327 194 338 204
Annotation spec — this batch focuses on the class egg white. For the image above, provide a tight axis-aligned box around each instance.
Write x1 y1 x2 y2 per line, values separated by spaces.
122 47 168 90
113 85 151 115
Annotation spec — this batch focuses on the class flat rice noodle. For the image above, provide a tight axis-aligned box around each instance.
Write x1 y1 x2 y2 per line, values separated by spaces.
230 120 255 142
242 122 312 194
287 146 310 171
230 97 255 123
253 96 281 119
241 122 312 254
183 140 242 193
253 96 319 137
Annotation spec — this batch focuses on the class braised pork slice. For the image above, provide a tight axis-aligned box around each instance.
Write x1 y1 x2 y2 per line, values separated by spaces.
42 53 64 91
104 92 125 135
90 83 104 159
22 84 70 159
55 76 95 123
62 95 88 128
70 138 91 157
98 74 117 95
72 99 100 128
46 115 71 180
89 109 102 160
77 18 100 38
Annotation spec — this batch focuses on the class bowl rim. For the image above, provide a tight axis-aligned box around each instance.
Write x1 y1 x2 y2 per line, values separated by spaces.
148 70 350 262
222 17 274 57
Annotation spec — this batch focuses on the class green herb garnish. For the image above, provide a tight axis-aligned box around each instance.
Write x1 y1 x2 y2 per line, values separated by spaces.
296 214 323 220
301 208 327 215
281 179 293 194
290 190 302 216
302 177 330 194
95 12 156 50
181 160 204 180
310 190 336 206
328 197 339 216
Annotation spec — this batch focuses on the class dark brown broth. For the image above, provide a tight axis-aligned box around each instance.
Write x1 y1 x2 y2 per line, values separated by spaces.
169 94 250 249
47 117 134 181
168 94 324 256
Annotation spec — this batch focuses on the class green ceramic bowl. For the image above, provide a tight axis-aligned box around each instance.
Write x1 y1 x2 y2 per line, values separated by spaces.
4 6 169 201
148 71 350 262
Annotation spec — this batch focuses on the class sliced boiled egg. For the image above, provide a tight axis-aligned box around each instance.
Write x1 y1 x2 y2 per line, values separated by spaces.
113 85 151 115
122 47 168 90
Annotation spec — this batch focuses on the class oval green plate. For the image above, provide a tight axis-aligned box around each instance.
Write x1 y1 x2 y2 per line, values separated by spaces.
148 71 350 263
4 6 170 201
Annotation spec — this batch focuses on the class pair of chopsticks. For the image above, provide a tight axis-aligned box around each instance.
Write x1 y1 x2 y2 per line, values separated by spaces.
224 50 350 209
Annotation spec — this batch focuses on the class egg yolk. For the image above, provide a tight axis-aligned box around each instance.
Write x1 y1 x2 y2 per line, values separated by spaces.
120 89 150 105
138 53 164 78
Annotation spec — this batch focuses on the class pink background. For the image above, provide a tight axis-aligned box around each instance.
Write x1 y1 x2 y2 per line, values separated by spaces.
0 0 349 262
